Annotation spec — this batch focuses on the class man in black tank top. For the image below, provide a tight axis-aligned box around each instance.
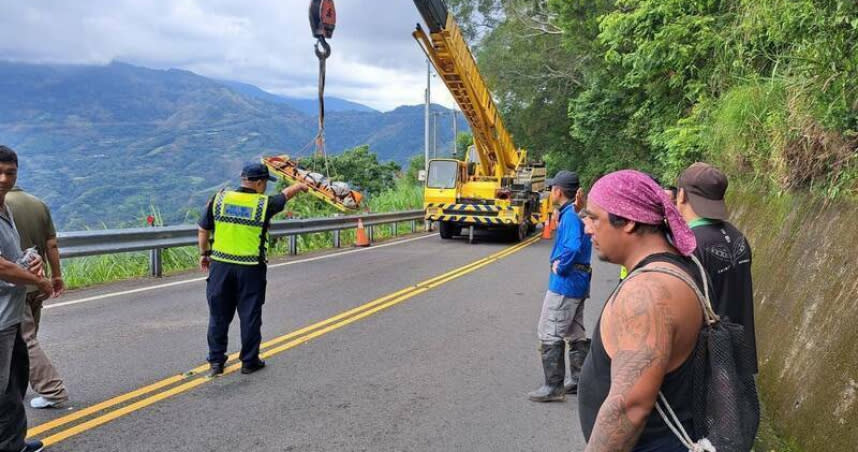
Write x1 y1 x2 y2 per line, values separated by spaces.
577 170 703 452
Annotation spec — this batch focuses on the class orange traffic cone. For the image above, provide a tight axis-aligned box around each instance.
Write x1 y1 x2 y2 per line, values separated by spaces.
541 219 553 240
354 218 371 247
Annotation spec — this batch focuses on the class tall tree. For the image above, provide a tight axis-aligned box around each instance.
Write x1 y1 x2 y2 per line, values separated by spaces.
446 1 620 182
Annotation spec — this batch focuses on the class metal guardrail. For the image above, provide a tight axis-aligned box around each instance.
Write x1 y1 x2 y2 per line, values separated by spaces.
57 210 426 277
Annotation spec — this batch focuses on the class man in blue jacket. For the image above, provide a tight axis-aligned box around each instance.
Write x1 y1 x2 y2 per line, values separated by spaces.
528 170 592 402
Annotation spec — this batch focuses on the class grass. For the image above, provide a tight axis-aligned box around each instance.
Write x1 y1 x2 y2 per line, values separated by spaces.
705 78 858 200
61 182 424 290
63 247 199 289
754 399 803 452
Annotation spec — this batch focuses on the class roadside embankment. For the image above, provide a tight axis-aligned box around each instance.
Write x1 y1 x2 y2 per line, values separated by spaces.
730 191 858 451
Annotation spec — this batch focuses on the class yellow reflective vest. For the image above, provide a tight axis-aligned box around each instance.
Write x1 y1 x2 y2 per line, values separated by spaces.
211 190 269 265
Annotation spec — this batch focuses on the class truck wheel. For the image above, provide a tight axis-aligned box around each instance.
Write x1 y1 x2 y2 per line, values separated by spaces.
517 222 529 242
440 221 456 239
509 222 528 242
527 220 536 235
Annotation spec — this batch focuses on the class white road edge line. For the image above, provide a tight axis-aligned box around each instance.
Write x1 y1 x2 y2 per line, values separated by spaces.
44 233 439 311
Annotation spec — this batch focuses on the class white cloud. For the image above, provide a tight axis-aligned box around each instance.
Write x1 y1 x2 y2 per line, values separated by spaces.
0 0 457 111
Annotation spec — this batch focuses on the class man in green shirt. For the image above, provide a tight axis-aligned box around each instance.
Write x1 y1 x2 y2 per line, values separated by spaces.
676 162 757 373
5 187 68 408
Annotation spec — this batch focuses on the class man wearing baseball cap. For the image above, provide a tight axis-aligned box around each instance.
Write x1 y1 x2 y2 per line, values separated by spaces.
528 170 592 402
676 162 758 373
197 162 307 377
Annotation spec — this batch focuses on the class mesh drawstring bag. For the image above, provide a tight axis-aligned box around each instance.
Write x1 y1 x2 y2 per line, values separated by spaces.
630 255 759 451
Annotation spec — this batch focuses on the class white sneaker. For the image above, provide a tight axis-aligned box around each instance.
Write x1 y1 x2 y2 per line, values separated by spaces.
29 396 64 409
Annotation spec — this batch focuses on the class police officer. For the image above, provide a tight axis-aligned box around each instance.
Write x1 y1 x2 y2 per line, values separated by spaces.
198 162 307 377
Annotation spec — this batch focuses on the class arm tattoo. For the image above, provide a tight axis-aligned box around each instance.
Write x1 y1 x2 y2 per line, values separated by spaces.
585 279 675 452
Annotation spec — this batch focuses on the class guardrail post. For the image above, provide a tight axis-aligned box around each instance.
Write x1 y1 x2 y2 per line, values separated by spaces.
392 221 398 237
333 229 341 248
149 248 163 278
289 235 297 255
368 225 374 243
411 220 416 233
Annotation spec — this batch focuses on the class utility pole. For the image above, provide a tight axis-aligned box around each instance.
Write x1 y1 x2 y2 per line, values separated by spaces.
452 110 458 157
423 60 432 232
424 60 430 172
433 113 438 158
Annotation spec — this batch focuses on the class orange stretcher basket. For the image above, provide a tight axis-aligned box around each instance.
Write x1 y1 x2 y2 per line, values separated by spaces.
261 155 363 212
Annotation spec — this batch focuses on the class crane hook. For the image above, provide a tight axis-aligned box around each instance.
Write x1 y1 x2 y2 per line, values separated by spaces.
314 37 331 60
309 0 335 159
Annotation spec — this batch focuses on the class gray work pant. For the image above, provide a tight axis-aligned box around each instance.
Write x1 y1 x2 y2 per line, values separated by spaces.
537 291 586 345
0 324 27 452
21 291 68 402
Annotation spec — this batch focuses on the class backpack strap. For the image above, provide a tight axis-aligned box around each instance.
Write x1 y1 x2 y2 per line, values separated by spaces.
623 258 720 326
655 392 717 452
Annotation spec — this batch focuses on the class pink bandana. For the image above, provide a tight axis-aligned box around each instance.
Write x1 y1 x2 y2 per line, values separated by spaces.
588 170 697 256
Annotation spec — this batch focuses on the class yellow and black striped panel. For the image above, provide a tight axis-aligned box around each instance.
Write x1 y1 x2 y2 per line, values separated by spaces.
425 214 514 225
425 203 515 213
425 202 454 209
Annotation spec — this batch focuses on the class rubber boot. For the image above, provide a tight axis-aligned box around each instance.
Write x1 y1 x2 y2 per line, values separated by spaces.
528 342 566 402
564 338 591 394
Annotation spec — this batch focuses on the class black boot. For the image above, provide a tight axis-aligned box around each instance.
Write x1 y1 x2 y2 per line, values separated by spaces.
528 342 566 402
564 338 591 394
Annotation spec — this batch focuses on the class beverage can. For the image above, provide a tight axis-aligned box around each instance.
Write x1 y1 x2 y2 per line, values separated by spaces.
20 246 39 266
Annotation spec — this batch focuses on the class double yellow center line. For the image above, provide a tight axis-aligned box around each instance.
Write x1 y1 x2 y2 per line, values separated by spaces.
29 235 540 446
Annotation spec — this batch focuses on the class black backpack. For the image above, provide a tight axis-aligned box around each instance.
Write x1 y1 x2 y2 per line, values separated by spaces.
630 256 760 451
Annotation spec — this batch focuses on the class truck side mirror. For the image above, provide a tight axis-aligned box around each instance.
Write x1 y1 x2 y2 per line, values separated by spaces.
418 170 427 182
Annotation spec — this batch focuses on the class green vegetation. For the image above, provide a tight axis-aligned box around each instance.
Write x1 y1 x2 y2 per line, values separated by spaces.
447 0 857 197
755 401 803 452
455 131 474 158
404 154 426 186
63 247 199 290
61 147 425 290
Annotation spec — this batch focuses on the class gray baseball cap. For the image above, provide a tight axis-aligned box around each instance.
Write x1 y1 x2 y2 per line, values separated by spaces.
678 162 728 220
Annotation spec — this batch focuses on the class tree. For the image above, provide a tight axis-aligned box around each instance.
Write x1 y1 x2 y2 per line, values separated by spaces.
404 154 425 186
455 132 474 158
446 0 858 194
447 0 617 181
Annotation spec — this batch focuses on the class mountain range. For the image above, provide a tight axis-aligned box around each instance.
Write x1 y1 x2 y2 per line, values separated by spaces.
0 61 466 229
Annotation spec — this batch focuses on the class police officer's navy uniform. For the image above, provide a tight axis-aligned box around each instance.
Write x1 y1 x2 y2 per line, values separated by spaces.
199 169 287 372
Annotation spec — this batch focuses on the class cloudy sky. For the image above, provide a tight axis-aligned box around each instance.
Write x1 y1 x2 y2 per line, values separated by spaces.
0 0 458 111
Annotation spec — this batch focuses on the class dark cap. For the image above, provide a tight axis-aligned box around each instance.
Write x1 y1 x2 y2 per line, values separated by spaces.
241 162 276 182
546 170 580 192
678 162 728 220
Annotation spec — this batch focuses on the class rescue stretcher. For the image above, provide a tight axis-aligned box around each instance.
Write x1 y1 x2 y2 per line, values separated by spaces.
261 155 363 212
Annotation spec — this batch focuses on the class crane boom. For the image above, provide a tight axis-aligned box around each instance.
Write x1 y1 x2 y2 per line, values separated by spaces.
412 0 522 180
412 0 550 243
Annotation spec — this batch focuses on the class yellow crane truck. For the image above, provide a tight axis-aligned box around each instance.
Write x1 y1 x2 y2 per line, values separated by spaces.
413 0 551 242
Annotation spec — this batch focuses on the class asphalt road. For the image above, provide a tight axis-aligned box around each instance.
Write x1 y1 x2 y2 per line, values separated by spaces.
25 231 620 451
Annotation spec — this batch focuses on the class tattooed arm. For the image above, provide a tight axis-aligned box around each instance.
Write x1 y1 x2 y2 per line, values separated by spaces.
585 276 676 452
